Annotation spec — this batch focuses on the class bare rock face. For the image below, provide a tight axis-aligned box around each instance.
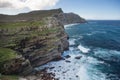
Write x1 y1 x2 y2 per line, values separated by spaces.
24 17 69 67
16 17 69 67
54 13 86 25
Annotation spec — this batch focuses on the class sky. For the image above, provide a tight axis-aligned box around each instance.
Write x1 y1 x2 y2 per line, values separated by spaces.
0 0 120 20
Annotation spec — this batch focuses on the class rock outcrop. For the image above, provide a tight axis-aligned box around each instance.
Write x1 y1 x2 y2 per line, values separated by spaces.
0 48 33 75
1 55 32 75
54 13 86 25
0 8 85 75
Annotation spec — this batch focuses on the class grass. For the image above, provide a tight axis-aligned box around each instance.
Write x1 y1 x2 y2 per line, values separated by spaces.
0 21 44 29
0 48 17 65
0 75 19 80
0 48 18 74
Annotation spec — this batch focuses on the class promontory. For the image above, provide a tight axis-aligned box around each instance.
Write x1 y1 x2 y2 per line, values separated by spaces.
0 8 86 79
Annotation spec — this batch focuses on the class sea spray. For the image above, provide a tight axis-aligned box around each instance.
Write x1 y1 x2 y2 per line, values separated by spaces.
78 44 90 53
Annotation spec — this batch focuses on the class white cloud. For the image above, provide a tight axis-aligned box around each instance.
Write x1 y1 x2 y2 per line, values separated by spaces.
0 0 59 10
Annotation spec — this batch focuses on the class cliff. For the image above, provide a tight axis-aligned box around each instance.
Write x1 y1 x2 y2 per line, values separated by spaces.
54 13 86 25
0 8 86 75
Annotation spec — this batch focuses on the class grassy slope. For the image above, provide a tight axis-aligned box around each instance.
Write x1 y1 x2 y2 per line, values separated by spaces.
0 8 63 22
0 21 44 29
0 48 17 68
0 48 17 63
0 48 18 79
0 75 18 80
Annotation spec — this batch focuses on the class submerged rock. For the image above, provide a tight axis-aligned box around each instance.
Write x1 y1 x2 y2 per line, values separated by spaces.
75 56 82 59
65 55 71 58
65 60 71 63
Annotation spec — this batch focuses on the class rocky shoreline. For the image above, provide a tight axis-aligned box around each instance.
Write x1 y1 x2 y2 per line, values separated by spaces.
21 54 82 80
20 68 58 80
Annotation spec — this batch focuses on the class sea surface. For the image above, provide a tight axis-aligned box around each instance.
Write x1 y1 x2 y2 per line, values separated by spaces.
37 20 120 80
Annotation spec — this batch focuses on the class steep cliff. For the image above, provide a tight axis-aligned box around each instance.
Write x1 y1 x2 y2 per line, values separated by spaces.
0 8 85 75
54 13 86 25
0 17 69 75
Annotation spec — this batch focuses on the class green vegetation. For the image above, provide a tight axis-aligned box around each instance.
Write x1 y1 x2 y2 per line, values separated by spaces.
0 48 18 75
0 8 63 22
0 24 59 48
0 48 17 66
0 21 44 29
0 75 19 80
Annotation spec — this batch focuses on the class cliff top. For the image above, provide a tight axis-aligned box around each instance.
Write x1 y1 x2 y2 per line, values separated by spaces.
0 8 63 22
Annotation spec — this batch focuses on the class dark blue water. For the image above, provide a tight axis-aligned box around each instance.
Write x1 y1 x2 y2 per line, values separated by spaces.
38 20 120 80
65 20 120 80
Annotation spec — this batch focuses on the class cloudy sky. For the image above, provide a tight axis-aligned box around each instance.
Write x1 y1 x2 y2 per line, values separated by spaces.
0 0 120 20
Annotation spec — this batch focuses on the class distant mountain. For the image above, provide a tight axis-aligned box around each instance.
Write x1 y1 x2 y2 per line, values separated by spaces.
54 12 86 25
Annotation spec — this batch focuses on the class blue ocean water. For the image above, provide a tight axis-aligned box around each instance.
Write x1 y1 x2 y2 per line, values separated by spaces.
38 20 120 80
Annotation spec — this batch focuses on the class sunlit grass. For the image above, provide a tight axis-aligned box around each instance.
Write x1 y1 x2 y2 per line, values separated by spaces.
0 75 19 80
0 21 44 29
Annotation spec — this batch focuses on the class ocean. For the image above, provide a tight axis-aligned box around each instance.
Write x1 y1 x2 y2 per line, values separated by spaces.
37 20 120 80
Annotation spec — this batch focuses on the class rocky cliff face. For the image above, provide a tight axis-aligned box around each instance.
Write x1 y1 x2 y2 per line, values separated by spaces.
0 17 69 75
54 13 86 25
0 8 85 75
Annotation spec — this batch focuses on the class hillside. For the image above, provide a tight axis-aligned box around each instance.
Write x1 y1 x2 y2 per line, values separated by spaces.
0 8 63 22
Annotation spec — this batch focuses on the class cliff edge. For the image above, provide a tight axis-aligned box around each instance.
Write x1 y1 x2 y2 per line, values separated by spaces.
0 8 86 75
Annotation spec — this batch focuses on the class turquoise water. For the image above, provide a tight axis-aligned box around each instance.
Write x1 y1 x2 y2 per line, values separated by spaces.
38 20 120 80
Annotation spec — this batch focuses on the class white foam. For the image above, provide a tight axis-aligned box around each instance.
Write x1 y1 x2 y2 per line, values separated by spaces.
64 23 79 28
69 39 76 45
35 49 108 80
86 31 107 36
94 48 120 62
77 56 107 80
36 50 84 80
86 33 93 36
78 44 90 53
77 64 89 80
